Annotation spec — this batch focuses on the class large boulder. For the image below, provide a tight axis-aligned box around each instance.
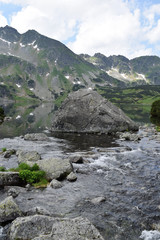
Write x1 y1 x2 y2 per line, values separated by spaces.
37 158 73 180
9 215 104 240
8 215 55 240
51 89 138 134
0 196 22 223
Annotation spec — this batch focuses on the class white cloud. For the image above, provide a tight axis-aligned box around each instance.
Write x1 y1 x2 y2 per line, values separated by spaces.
0 12 8 26
0 0 160 58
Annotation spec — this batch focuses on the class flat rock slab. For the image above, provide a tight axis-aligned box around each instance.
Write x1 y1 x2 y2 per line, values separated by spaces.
52 89 138 134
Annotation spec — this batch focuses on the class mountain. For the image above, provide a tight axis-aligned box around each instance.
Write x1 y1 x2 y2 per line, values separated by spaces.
0 26 122 102
81 53 160 86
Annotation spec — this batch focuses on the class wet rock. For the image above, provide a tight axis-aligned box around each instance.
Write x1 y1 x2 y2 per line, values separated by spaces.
24 133 49 141
91 196 106 204
26 207 51 216
8 215 55 240
0 172 22 187
3 149 16 158
52 89 138 134
49 179 63 189
70 156 84 164
67 172 77 182
120 132 141 141
7 188 19 198
0 196 22 223
49 216 104 240
17 150 41 164
37 158 73 180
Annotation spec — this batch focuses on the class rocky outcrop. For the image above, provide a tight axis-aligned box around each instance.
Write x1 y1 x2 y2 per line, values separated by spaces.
37 158 73 180
0 172 22 187
51 89 138 134
0 196 22 223
8 215 104 240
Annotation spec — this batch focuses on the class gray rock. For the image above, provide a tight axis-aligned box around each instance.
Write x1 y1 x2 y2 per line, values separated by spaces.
120 132 141 141
90 196 106 204
0 172 22 187
4 149 16 158
70 156 84 164
8 215 55 240
67 172 77 182
24 133 49 141
52 89 138 134
26 207 51 216
37 158 73 180
50 216 104 240
7 188 19 198
17 150 41 164
49 179 63 189
0 196 22 223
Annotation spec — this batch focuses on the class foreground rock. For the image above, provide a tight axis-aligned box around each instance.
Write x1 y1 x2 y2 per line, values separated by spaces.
8 215 104 240
52 89 138 134
0 172 22 187
9 215 55 240
0 196 22 223
37 158 73 180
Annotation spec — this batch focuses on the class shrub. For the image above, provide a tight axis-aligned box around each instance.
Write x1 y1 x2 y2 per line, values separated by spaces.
19 169 45 184
150 100 160 118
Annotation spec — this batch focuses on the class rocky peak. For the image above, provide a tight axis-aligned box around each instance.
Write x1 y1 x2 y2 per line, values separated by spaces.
0 25 20 43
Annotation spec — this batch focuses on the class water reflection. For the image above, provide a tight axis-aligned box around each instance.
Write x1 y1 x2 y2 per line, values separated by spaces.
0 102 55 138
0 102 153 139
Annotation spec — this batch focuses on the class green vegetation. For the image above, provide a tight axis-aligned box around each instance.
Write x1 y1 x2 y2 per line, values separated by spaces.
54 92 68 108
0 166 6 171
0 107 5 122
96 85 160 105
150 99 160 118
0 163 48 187
2 147 6 152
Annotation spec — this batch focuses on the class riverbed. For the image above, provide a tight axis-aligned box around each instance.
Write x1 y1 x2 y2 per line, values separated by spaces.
0 126 160 240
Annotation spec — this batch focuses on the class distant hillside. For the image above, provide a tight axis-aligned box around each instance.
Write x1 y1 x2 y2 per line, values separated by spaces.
81 53 160 86
0 26 122 102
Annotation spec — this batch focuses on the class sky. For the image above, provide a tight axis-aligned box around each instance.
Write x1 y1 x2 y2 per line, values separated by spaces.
0 0 160 59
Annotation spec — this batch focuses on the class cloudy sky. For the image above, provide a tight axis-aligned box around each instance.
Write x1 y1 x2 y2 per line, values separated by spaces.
0 0 160 59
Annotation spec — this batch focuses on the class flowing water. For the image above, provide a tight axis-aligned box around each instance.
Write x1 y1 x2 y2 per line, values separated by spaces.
0 103 160 239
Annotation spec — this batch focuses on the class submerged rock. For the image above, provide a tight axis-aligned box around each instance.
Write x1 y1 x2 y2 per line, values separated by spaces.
0 196 22 223
51 89 138 134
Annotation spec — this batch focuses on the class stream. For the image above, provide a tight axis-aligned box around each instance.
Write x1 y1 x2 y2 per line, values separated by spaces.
0 126 160 239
